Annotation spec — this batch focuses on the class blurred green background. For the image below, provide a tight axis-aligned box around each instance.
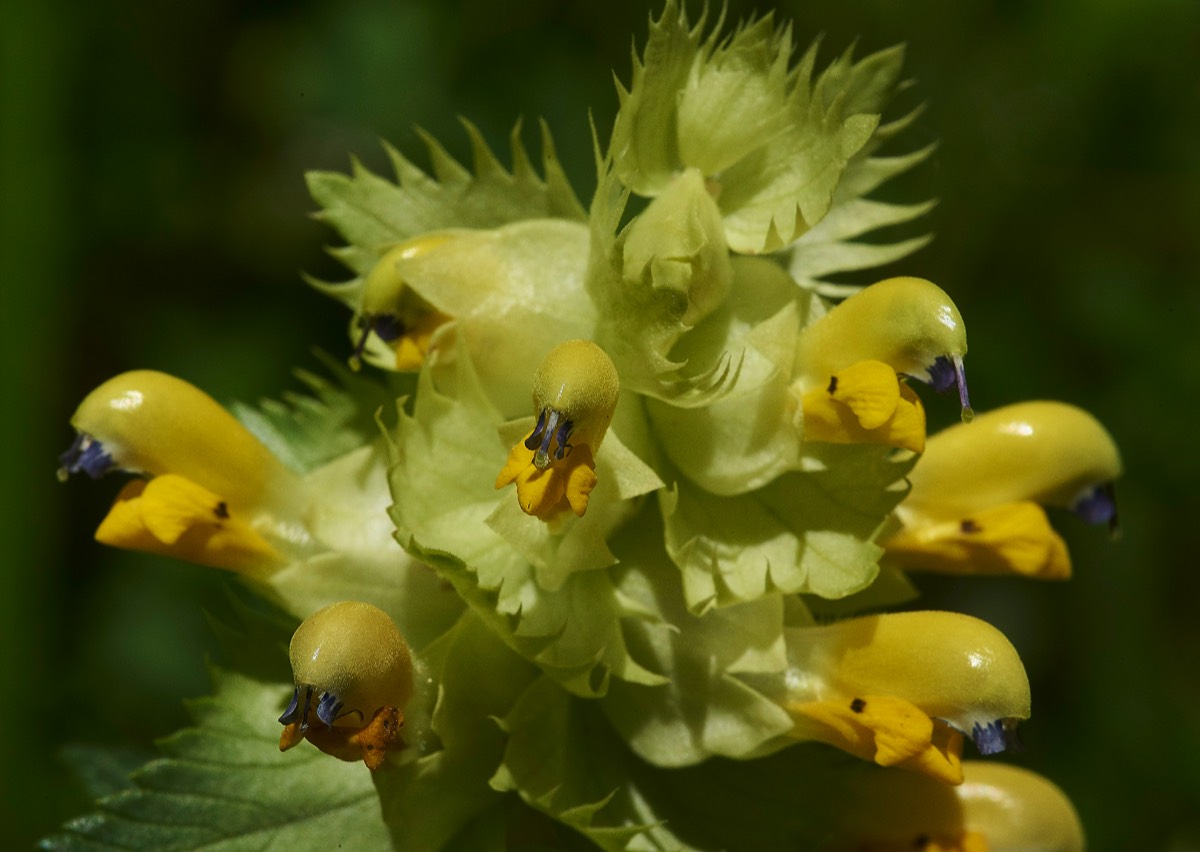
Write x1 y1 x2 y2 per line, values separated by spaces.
3 0 1198 848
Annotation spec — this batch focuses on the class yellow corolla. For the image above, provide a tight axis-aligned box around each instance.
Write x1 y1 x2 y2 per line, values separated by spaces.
886 401 1122 579
352 234 457 371
495 339 620 521
794 277 972 454
827 762 1084 852
781 611 1030 785
279 601 413 770
60 370 307 573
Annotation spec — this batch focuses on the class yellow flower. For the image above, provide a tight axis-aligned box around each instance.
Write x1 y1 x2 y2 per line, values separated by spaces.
827 762 1084 852
782 611 1030 785
60 370 307 573
886 401 1122 578
794 277 971 452
352 235 456 371
279 601 413 770
495 340 619 521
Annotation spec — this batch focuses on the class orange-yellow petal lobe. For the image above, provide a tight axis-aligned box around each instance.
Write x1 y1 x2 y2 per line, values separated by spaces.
94 475 283 575
280 705 404 770
561 444 598 516
392 309 453 371
496 437 597 521
885 502 1071 579
790 695 965 785
802 361 926 453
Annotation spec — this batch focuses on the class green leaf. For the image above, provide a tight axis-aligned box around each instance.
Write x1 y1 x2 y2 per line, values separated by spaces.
788 47 936 296
586 164 738 406
607 3 904 255
491 677 654 851
608 0 704 196
392 218 597 418
660 444 915 611
308 120 585 277
493 668 853 851
600 524 796 767
231 354 410 476
372 612 541 852
645 256 816 495
42 669 392 851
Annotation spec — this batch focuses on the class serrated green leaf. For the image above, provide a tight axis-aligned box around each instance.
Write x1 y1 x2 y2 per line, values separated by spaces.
491 676 654 851
230 354 409 475
586 165 738 406
42 669 392 851
661 444 915 611
489 599 859 851
308 120 585 274
600 523 796 767
608 3 909 255
787 49 936 295
645 257 814 495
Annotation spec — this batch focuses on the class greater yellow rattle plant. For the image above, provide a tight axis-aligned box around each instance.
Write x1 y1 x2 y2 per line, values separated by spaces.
279 601 414 770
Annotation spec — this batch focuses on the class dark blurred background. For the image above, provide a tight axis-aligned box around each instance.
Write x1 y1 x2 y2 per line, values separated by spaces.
3 0 1198 847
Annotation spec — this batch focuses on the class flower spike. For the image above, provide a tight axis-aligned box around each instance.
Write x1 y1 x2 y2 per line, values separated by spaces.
279 601 413 770
778 611 1031 784
496 340 620 521
886 401 1122 578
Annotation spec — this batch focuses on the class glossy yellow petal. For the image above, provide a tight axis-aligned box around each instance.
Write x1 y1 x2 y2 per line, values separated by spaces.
904 401 1122 523
802 361 926 453
94 475 283 575
531 340 620 452
64 370 304 520
791 694 965 784
784 611 1030 761
885 501 1071 579
796 277 968 390
828 762 1084 852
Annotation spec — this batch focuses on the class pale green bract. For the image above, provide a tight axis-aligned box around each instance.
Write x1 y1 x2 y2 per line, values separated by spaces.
51 3 948 849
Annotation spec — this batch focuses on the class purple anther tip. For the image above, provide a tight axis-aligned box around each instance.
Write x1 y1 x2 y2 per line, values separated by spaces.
1073 483 1118 529
59 433 116 480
